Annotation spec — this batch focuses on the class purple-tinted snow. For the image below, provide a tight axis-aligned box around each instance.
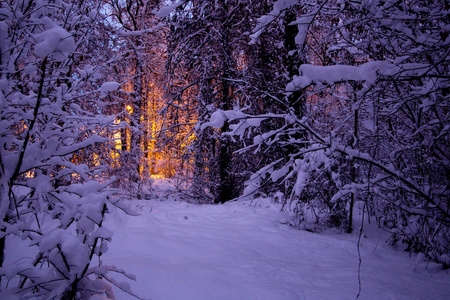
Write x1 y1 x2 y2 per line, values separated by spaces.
102 180 450 300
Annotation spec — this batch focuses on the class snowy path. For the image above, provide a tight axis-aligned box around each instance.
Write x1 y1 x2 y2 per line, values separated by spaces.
104 198 449 300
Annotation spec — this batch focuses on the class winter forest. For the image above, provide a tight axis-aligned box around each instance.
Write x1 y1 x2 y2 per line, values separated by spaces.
0 0 449 299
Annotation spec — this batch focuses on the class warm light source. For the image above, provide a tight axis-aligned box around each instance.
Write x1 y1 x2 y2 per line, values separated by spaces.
126 105 133 113
150 174 165 179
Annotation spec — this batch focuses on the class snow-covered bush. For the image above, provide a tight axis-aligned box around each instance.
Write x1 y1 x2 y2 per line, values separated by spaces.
0 0 139 297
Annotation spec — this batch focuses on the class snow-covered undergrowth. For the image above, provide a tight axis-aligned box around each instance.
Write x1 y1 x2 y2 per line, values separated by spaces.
101 182 449 300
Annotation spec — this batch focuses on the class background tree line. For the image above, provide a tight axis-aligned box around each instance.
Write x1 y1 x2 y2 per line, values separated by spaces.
160 0 449 267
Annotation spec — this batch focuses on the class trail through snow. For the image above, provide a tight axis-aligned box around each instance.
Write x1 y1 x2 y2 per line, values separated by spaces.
104 188 449 300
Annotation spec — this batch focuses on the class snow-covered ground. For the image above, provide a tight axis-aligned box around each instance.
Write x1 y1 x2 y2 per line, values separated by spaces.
104 183 449 300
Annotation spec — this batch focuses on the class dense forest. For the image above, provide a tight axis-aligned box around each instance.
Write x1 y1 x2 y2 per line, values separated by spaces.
0 0 449 298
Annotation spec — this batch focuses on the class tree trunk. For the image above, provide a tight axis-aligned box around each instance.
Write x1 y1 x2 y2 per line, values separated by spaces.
284 11 304 118
216 0 234 204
